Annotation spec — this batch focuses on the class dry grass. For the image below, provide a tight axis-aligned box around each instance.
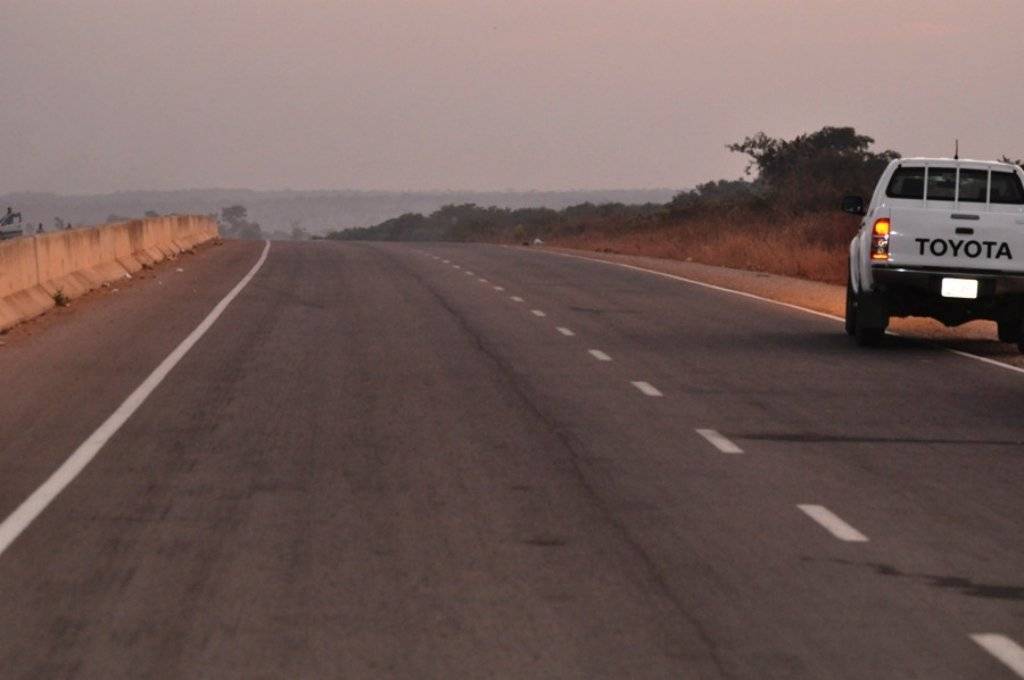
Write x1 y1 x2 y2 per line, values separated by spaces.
547 211 858 285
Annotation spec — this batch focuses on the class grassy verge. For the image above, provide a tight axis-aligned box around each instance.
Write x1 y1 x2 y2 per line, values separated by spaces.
545 211 858 285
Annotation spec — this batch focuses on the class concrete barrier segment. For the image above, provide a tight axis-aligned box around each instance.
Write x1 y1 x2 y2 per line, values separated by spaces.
0 215 219 331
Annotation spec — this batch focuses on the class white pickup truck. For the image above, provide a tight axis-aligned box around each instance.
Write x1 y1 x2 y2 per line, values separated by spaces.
843 158 1024 347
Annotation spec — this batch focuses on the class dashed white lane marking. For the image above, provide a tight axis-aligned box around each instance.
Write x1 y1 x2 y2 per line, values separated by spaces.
452 264 461 269
797 504 868 542
510 296 524 303
696 429 743 454
631 381 663 397
478 278 488 283
971 634 1024 678
442 259 450 263
531 309 546 317
493 286 505 292
465 271 474 276
0 241 272 559
556 327 575 336
588 349 612 362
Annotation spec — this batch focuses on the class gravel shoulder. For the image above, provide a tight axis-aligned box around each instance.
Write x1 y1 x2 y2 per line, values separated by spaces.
539 246 1024 371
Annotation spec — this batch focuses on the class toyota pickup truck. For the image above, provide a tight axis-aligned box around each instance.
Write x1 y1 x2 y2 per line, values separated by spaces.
842 158 1024 347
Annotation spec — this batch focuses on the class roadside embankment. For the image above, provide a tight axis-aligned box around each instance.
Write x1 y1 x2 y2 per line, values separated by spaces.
544 212 856 285
0 216 219 331
539 246 1024 370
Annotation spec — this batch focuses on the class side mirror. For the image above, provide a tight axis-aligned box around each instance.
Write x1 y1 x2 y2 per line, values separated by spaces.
841 196 866 216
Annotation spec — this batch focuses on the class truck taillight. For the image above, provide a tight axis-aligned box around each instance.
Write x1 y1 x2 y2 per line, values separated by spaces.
871 218 891 261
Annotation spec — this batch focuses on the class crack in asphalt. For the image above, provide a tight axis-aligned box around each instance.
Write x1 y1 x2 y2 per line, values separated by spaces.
375 244 731 679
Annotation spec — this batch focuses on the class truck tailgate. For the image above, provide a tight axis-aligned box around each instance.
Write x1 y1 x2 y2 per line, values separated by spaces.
888 205 1024 272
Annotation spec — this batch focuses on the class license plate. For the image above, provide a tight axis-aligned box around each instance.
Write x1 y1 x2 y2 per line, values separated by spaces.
941 277 978 299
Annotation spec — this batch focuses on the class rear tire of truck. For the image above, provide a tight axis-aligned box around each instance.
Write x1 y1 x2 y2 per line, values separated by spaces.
997 314 1022 344
851 288 888 347
844 275 857 336
854 321 885 347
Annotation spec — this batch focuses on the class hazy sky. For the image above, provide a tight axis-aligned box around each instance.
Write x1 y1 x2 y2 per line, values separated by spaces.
3 1 1022 194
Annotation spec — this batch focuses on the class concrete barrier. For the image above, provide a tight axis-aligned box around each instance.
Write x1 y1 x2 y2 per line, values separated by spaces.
0 215 219 331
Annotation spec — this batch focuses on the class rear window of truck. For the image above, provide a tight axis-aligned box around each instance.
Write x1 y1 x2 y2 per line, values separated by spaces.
886 167 925 199
926 168 957 200
958 170 988 203
886 166 1024 204
991 172 1024 204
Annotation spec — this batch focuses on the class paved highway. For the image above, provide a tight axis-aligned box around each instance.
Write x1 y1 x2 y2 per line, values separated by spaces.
0 240 1022 678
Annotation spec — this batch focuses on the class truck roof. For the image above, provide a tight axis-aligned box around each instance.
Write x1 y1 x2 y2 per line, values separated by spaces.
895 157 1019 170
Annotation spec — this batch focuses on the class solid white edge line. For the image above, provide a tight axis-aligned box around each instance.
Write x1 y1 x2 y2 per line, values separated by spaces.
556 327 575 336
631 381 663 397
971 634 1024 678
696 428 743 454
944 347 1024 376
797 504 869 542
531 309 546 317
0 240 272 559
530 248 1024 378
588 349 612 362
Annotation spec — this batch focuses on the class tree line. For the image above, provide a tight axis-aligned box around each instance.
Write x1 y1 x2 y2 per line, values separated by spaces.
327 126 1022 244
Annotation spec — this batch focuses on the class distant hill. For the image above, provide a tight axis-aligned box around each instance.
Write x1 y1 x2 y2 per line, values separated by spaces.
0 188 676 236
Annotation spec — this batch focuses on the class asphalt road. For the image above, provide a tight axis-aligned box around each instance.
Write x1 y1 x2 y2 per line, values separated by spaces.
0 240 1022 679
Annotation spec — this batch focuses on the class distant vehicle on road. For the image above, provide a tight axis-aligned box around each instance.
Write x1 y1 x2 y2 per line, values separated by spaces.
842 158 1024 348
1 207 23 240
